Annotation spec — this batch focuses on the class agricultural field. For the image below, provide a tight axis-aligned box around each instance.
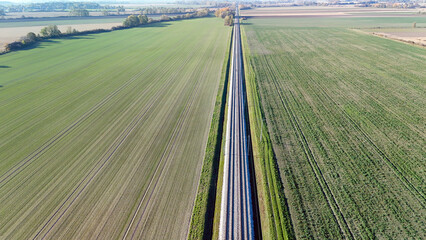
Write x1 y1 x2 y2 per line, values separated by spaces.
0 14 197 50
242 12 425 239
241 6 422 18
0 17 230 239
0 23 122 51
240 12 426 28
361 27 426 46
0 17 126 51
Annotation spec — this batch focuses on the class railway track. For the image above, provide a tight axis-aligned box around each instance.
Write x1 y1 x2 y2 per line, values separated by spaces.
219 6 255 240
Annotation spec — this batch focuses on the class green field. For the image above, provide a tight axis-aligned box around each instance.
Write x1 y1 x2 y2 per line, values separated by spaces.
188 26 231 240
0 18 230 239
243 16 426 28
243 17 425 239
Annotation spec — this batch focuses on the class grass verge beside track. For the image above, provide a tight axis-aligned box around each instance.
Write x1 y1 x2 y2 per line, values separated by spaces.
241 24 295 240
188 26 232 240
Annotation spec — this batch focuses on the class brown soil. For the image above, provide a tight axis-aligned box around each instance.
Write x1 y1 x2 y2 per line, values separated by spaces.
0 23 121 51
241 7 419 18
372 31 426 46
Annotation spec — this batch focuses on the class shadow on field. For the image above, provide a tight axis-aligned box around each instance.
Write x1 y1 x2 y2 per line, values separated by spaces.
198 31 232 240
63 36 95 40
239 22 253 25
0 66 10 68
42 39 62 43
15 39 61 52
0 21 182 56
136 22 171 28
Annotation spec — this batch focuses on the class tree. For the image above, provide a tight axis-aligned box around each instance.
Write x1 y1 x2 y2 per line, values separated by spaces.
123 15 139 27
40 25 61 37
0 9 5 16
224 15 230 25
224 15 233 26
4 42 21 52
215 7 232 18
138 14 148 25
66 26 74 34
20 32 37 45
184 13 193 19
239 5 251 10
70 9 89 17
173 15 182 20
26 32 37 42
102 10 110 16
160 15 170 21
117 6 125 15
196 9 209 17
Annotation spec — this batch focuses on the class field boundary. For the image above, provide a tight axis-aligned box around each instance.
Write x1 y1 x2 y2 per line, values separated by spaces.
187 26 232 240
0 15 214 55
352 28 426 48
240 24 295 240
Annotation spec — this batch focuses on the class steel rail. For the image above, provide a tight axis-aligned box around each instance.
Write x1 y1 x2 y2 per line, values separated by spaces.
219 5 255 240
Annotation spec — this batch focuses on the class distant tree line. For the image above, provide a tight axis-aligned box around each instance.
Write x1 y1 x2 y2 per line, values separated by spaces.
116 6 125 15
122 9 210 28
4 32 37 52
4 2 102 12
175 1 232 8
137 7 191 15
3 25 77 52
214 7 234 26
2 9 212 55
248 1 423 9
69 8 89 17
239 5 252 10
356 2 420 8
40 25 62 37
123 14 147 27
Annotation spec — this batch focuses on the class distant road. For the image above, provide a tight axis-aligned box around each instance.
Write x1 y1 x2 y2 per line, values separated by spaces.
219 5 255 240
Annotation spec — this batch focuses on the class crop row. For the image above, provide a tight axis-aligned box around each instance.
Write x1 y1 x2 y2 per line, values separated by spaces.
244 22 425 239
188 26 232 240
241 25 295 240
0 18 229 239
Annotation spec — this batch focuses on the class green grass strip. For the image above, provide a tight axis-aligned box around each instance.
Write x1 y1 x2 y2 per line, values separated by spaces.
241 24 295 240
187 26 232 240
